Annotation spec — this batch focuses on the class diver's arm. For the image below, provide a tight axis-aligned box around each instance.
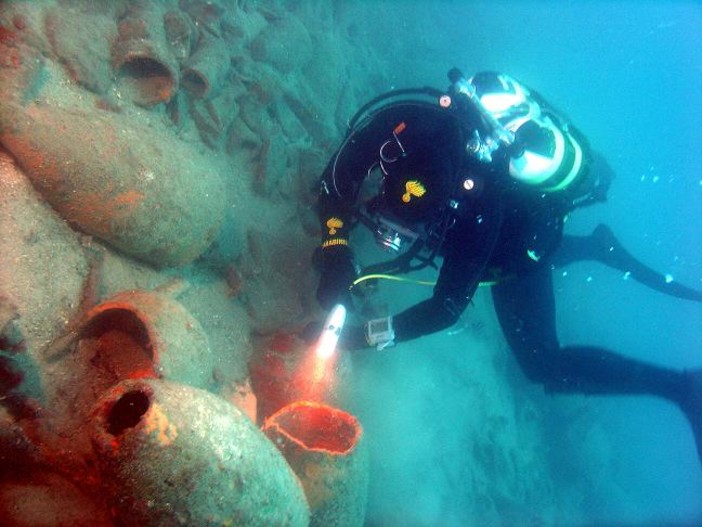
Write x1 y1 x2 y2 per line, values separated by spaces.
315 124 387 309
394 207 502 341
555 224 702 302
314 161 361 310
316 150 364 248
392 296 469 342
338 269 484 350
340 206 503 349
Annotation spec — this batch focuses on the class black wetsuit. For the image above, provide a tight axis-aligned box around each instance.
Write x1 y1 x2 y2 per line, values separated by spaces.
318 101 572 340
316 100 700 401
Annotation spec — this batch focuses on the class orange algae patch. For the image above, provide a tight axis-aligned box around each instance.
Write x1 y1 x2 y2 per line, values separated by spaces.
112 189 145 207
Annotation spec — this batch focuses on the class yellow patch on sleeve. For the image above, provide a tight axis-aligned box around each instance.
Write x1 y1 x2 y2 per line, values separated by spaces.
326 217 344 235
402 180 426 203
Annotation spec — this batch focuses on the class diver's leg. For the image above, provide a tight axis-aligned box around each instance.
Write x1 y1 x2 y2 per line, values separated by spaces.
681 370 702 467
491 265 686 400
554 224 702 302
491 266 702 466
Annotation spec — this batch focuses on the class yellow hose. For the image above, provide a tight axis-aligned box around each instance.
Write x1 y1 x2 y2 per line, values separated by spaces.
351 273 436 288
351 273 496 290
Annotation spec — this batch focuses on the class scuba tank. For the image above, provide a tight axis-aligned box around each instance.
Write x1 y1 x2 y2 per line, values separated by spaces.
464 70 609 210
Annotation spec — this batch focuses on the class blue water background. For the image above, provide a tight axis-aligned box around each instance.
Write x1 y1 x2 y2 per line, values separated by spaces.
354 1 702 524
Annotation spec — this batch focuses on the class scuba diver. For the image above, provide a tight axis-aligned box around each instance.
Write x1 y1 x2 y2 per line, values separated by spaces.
307 68 702 467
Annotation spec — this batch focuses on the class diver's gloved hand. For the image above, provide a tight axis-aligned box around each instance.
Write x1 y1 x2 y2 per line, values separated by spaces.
316 245 356 310
340 316 396 351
